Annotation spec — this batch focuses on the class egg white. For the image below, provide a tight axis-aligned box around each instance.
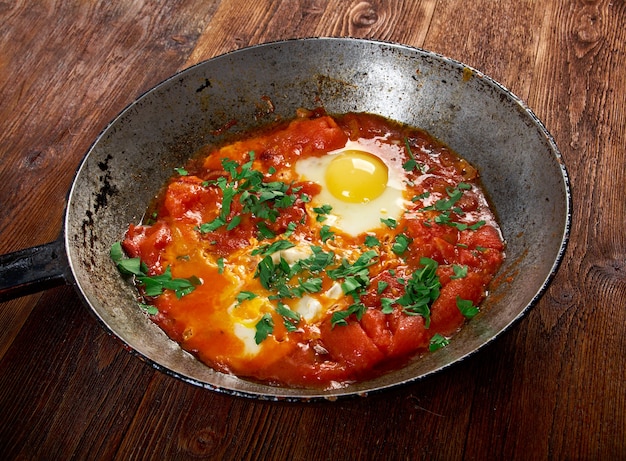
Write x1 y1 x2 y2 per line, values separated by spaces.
295 140 408 236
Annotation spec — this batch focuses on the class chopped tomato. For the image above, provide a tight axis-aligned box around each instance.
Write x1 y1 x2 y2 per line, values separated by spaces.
462 225 505 251
163 176 222 224
319 319 385 373
430 272 484 336
387 310 429 358
122 222 171 274
361 309 393 353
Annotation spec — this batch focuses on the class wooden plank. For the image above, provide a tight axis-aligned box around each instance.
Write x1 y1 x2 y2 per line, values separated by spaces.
1 0 625 459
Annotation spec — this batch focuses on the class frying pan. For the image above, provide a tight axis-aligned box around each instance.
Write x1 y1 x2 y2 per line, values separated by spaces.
0 38 570 401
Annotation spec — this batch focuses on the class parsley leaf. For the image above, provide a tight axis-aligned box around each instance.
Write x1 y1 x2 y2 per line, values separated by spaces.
469 220 486 230
364 235 381 247
313 204 333 215
236 291 258 303
197 151 302 233
412 191 430 202
331 302 367 328
111 242 201 299
450 265 468 279
327 251 378 321
137 266 201 299
254 313 274 344
197 217 226 233
297 246 335 273
139 303 159 316
283 221 297 237
392 233 413 255
380 217 398 229
276 302 301 332
256 221 276 239
457 297 479 318
320 224 335 242
251 239 295 257
393 257 441 327
380 297 394 314
402 138 425 173
429 333 450 351
313 204 333 222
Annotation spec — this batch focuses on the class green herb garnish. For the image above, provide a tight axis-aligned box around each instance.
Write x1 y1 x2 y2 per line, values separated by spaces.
331 302 367 328
380 217 398 229
320 224 335 242
197 152 303 234
364 235 381 247
236 291 258 303
402 138 425 173
314 204 332 222
254 313 274 344
378 257 440 327
251 239 296 257
457 297 479 318
276 302 301 332
429 333 450 351
450 265 468 280
111 242 201 299
392 233 413 255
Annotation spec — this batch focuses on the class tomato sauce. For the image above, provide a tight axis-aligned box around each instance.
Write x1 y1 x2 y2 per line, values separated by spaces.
119 110 505 388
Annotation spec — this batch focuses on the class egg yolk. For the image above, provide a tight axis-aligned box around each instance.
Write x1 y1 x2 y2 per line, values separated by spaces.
324 150 389 203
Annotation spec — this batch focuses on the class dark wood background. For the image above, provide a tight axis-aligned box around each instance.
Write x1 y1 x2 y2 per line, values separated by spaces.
1 1 624 459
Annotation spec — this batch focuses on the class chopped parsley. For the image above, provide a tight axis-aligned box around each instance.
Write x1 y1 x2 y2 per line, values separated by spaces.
256 221 276 239
457 297 479 318
429 333 450 351
251 239 295 257
418 183 488 231
331 302 367 328
283 221 298 237
392 233 413 255
380 297 394 314
110 242 201 299
402 138 425 173
412 191 430 202
327 250 378 301
380 217 398 229
253 244 335 301
196 152 303 234
254 313 274 344
364 235 381 247
450 265 468 280
314 204 333 222
236 291 258 303
376 257 441 327
276 302 301 332
320 224 335 242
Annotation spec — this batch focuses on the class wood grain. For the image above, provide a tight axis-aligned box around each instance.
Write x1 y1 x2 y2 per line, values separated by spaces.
1 0 625 459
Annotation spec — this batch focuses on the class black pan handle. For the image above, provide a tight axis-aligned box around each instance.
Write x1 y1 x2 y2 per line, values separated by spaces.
0 238 69 302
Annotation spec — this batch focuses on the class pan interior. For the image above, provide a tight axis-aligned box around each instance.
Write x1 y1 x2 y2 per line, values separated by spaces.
65 38 569 400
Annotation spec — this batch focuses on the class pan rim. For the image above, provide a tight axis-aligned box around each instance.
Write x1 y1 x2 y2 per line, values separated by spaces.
64 37 571 401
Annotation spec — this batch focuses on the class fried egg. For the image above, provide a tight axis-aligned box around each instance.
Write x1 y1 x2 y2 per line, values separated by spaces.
295 139 408 236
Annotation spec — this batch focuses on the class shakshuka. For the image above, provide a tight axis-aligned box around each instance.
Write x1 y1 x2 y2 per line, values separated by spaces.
113 109 505 389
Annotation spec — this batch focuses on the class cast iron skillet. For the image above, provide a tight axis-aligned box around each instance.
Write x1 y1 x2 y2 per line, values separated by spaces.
0 38 571 401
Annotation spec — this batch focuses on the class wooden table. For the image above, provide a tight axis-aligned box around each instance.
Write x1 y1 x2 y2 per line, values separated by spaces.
1 1 624 459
